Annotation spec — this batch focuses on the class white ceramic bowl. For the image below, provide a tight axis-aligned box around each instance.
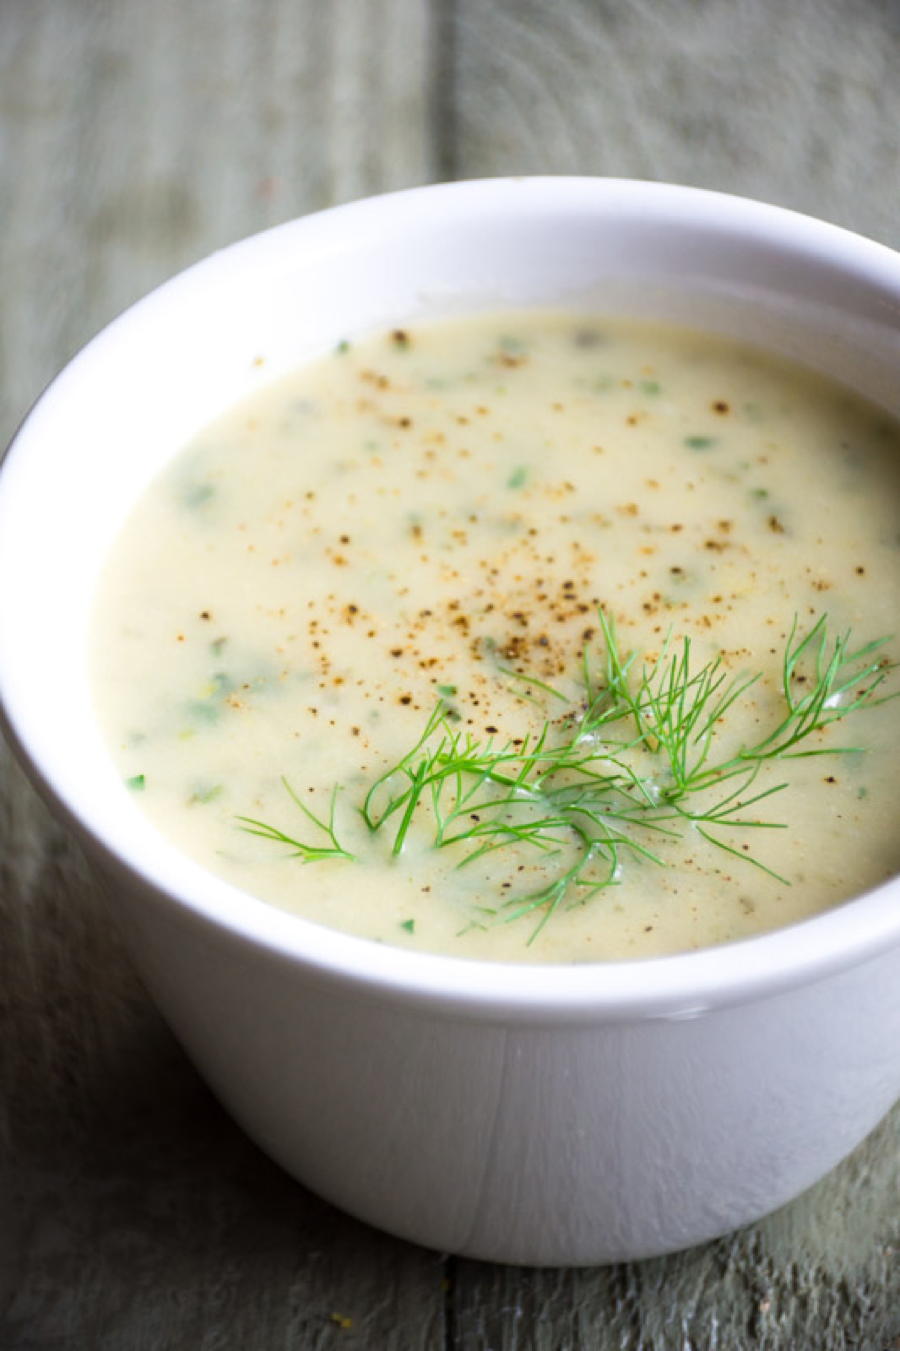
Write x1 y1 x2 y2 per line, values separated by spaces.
2 179 900 1266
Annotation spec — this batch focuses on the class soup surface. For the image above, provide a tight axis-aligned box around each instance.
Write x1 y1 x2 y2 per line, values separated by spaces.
93 313 900 962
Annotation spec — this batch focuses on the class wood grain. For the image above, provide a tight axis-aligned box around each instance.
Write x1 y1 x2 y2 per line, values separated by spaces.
451 0 900 249
1 0 898 1347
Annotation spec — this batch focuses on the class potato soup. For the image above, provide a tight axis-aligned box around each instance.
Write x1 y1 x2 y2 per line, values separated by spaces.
92 313 900 962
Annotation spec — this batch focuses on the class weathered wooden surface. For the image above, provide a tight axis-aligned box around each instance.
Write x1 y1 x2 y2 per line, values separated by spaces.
1 1 898 1347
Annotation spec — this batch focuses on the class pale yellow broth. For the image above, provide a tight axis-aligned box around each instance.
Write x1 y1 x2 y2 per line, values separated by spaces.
92 313 900 962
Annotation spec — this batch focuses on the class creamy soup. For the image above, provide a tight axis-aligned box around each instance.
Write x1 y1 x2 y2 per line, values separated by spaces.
93 313 900 962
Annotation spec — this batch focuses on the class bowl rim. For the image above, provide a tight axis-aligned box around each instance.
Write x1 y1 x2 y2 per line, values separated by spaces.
3 174 900 1023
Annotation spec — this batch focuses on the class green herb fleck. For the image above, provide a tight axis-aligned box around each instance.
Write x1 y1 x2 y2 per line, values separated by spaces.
507 466 529 490
684 435 716 450
400 919 416 933
185 700 219 726
126 774 146 791
183 482 216 509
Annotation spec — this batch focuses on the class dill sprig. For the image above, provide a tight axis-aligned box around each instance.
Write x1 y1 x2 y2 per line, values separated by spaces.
237 781 352 862
240 613 896 939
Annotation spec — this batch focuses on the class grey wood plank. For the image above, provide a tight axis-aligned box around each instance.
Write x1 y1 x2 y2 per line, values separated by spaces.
0 0 438 443
450 0 900 250
0 1 444 1347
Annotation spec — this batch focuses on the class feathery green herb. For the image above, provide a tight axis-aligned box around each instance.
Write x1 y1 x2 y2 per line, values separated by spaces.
238 782 353 863
240 614 896 939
